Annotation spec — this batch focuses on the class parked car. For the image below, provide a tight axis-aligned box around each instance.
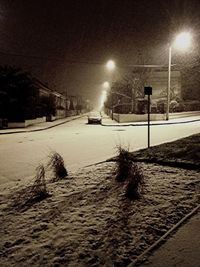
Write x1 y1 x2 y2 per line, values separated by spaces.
87 111 102 124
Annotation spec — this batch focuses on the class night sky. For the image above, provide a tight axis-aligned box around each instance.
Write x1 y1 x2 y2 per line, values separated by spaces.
0 0 200 106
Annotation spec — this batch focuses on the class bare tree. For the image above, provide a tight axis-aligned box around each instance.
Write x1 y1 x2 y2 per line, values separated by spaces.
105 67 152 114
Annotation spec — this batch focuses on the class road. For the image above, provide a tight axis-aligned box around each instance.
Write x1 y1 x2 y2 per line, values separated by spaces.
0 115 199 185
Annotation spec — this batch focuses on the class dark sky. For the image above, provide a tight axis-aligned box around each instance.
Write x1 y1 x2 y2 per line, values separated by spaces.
0 0 200 106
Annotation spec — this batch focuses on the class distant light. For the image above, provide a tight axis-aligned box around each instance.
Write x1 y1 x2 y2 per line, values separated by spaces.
102 90 107 97
103 81 110 89
173 32 192 51
99 90 107 110
106 60 116 71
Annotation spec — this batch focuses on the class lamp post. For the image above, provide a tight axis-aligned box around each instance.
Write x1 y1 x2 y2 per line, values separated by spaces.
166 32 192 120
105 60 116 120
166 46 172 120
99 90 107 111
102 81 111 116
103 81 114 119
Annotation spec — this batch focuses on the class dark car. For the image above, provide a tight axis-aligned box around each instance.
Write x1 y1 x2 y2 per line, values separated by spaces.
87 111 102 124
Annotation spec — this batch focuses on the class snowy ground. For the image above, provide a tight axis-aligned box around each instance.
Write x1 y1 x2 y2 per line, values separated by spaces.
0 116 199 185
0 160 199 267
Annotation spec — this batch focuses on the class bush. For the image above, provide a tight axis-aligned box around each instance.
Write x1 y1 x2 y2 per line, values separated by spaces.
48 152 68 181
31 164 49 198
9 164 50 211
125 163 144 200
183 100 200 111
115 146 132 182
136 99 148 114
157 100 166 114
115 146 144 200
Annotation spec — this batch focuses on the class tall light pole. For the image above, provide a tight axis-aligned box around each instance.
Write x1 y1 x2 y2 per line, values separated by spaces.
105 60 116 119
99 90 107 111
166 46 172 120
102 81 110 115
166 32 192 120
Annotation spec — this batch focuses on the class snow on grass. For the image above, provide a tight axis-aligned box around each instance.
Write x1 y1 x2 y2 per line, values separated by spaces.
0 160 199 267
130 133 200 169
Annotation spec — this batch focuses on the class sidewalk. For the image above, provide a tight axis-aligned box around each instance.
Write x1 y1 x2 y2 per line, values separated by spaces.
0 114 85 134
102 114 200 127
134 207 200 267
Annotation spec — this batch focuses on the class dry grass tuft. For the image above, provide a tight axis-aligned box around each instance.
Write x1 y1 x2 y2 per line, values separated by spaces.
31 164 49 198
115 146 132 182
47 152 68 181
125 162 144 200
9 164 50 211
115 145 144 200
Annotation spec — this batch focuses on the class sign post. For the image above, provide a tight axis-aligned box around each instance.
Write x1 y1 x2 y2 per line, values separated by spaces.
111 93 113 120
144 86 152 148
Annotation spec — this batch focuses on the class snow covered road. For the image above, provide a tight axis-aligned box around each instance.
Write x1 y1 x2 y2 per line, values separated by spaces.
0 116 199 185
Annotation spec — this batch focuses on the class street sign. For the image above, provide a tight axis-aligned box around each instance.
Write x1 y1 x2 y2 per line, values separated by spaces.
144 86 152 95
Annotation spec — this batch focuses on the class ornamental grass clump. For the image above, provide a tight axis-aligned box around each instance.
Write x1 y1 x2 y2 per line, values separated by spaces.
10 164 50 211
115 146 133 182
31 164 49 199
125 162 144 200
115 146 144 200
48 152 68 181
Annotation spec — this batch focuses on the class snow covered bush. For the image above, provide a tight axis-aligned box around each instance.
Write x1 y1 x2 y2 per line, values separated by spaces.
48 152 68 181
9 164 50 211
115 146 144 199
125 162 144 200
32 164 49 198
115 146 132 182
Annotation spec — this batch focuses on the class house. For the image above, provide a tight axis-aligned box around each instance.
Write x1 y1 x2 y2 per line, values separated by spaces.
34 79 67 120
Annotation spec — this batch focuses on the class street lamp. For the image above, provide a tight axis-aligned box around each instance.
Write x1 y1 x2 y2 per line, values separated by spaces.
166 31 192 120
106 60 116 71
105 60 116 120
103 81 110 89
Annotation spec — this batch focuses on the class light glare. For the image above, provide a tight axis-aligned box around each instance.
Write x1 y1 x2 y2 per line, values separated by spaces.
103 81 110 89
174 32 192 50
106 60 115 71
99 90 107 110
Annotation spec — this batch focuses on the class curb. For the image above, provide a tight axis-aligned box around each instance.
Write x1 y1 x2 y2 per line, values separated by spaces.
101 118 200 127
28 115 85 132
83 157 200 171
0 115 85 135
127 204 200 267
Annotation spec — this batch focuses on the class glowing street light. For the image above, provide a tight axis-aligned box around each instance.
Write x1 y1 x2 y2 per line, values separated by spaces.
174 32 192 51
103 81 110 89
166 31 192 120
106 60 116 71
105 60 116 119
99 90 107 110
